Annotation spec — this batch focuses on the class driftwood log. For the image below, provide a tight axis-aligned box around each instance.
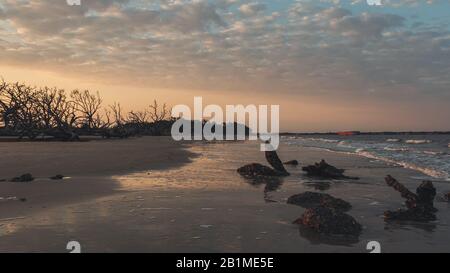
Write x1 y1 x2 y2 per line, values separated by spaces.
384 175 437 222
237 150 290 177
302 160 358 180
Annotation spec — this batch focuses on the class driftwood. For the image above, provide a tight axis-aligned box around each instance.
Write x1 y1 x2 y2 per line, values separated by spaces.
287 192 352 212
384 175 437 222
237 150 290 178
302 160 358 180
293 207 362 236
265 150 289 175
237 163 283 178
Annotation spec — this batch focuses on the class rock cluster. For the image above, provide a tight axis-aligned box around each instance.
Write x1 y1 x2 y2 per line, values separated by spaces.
294 207 362 236
289 191 361 236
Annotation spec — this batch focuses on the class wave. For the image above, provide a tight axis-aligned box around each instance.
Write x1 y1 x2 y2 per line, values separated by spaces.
293 143 449 180
283 137 449 180
383 147 409 152
423 150 446 156
337 141 354 149
386 138 401 142
356 150 448 180
405 139 432 144
305 137 340 143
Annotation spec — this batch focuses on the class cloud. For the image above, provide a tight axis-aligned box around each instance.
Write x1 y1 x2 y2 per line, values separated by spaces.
0 0 448 102
239 2 266 16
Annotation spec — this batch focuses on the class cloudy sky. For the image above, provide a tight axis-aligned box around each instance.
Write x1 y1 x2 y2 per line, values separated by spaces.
0 0 449 132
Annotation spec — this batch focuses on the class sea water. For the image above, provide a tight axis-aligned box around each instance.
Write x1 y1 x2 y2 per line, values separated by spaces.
282 134 450 181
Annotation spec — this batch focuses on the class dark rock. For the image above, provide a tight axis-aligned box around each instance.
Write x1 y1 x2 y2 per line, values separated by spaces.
19 198 27 202
287 192 352 212
50 174 65 180
284 160 299 166
10 173 34 183
293 207 362 236
302 160 358 180
237 163 284 178
384 175 437 222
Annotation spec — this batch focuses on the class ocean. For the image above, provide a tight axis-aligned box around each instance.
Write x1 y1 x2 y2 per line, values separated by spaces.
282 134 450 181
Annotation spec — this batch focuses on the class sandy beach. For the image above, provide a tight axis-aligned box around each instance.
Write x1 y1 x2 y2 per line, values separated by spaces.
0 137 194 220
1 137 450 253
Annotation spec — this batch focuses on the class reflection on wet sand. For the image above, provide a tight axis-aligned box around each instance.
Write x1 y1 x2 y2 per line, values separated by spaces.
298 225 360 247
384 221 437 233
303 181 331 191
241 176 284 203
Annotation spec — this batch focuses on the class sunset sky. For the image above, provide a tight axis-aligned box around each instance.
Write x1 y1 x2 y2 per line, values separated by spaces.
0 0 449 132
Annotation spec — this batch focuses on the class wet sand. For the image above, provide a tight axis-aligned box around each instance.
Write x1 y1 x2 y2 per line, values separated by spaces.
1 139 450 253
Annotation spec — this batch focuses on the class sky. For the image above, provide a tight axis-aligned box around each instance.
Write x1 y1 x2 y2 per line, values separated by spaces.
0 0 449 132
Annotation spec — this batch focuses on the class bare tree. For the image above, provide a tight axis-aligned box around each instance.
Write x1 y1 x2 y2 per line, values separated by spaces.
0 79 176 139
36 87 79 139
92 109 112 130
127 110 148 124
5 82 41 139
110 102 125 126
71 89 103 129
0 80 16 128
148 100 169 122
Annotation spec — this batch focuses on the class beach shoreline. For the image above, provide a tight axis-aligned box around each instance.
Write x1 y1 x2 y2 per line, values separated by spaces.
1 138 450 253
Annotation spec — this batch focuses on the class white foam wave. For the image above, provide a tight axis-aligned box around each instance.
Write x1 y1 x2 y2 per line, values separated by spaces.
283 138 449 180
356 150 448 180
405 139 432 144
337 141 354 149
423 150 445 156
383 147 409 152
386 138 401 142
306 137 340 143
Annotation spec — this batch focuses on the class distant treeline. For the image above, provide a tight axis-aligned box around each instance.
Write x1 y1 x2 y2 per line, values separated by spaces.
0 79 249 141
0 79 177 140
